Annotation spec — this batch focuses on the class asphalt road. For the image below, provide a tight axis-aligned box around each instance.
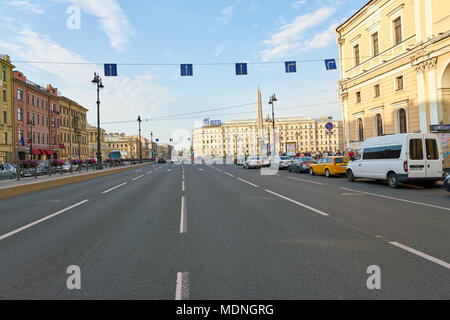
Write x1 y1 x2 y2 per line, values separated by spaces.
0 162 449 299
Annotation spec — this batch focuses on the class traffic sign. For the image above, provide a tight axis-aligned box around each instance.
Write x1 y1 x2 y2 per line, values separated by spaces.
155 138 159 142
235 63 247 75
324 59 337 70
180 64 193 76
285 61 296 73
104 64 117 76
325 122 334 131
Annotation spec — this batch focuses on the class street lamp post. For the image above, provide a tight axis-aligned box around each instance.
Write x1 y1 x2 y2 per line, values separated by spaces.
92 72 104 169
27 120 33 161
265 115 271 157
268 94 277 156
150 131 154 159
137 116 142 163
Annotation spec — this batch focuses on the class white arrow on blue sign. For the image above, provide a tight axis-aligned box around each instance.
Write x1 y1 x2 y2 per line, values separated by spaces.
235 63 247 75
104 64 118 76
324 59 337 70
181 64 193 76
285 61 296 73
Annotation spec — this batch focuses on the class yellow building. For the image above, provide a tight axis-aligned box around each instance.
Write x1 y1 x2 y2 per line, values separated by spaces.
336 0 450 150
87 124 111 159
192 117 344 158
0 54 14 163
59 96 88 160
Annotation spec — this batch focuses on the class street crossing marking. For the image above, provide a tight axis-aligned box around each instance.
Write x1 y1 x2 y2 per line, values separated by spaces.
0 200 89 241
340 187 450 211
175 272 190 300
180 196 187 233
102 182 128 194
132 175 144 181
237 178 258 188
389 242 450 270
265 189 329 216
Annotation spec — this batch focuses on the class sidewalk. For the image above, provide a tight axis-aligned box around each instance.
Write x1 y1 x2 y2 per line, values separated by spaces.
0 163 152 191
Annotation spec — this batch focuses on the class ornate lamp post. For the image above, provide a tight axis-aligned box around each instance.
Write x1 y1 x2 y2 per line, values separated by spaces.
92 72 104 169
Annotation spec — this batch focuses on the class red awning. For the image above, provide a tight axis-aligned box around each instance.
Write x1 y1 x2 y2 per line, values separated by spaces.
44 149 53 155
31 149 42 155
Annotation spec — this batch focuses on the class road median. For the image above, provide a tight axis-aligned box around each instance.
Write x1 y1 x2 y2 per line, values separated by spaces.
0 163 151 200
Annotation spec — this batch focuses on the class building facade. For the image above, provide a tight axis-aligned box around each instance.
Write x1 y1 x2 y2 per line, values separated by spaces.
87 124 111 160
59 97 88 160
336 0 450 149
192 117 344 158
0 54 14 164
12 70 61 160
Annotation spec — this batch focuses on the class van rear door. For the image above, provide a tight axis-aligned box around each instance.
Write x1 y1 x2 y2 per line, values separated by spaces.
408 137 426 178
424 137 442 178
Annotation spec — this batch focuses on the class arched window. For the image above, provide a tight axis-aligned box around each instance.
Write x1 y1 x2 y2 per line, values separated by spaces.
398 108 407 133
376 114 383 136
357 118 364 141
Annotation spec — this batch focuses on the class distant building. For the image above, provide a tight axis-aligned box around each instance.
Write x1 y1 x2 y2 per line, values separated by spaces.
336 0 450 150
87 124 111 160
192 116 344 158
59 96 88 160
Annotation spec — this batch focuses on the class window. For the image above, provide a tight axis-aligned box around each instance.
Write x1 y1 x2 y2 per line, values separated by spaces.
373 84 380 97
375 114 383 136
31 95 35 106
393 17 402 45
398 108 407 133
36 96 40 107
37 114 40 125
353 44 360 66
3 111 6 123
372 32 379 56
409 139 423 160
357 118 364 141
17 89 23 101
363 145 402 159
2 70 5 81
425 139 439 160
396 75 404 90
4 132 7 145
355 91 361 103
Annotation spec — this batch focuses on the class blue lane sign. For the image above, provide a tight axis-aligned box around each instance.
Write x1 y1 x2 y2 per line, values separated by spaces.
285 61 296 73
170 138 173 142
203 118 210 125
235 63 247 75
104 64 117 76
325 122 334 131
155 138 159 142
324 59 337 70
180 64 193 76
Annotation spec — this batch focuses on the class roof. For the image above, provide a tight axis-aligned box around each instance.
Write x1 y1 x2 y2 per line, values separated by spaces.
336 0 374 32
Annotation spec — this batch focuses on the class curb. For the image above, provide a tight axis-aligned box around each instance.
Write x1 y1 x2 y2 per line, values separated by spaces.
0 163 151 201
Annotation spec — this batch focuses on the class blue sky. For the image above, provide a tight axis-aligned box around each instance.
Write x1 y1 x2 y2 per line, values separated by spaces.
0 0 366 149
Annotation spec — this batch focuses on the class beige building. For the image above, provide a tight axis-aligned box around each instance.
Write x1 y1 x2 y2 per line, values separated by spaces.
336 0 450 150
0 54 14 163
87 124 111 160
59 96 88 160
192 117 344 158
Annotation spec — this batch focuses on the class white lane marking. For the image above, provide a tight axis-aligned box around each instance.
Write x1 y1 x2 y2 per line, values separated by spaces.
145 170 153 175
175 272 190 300
0 200 89 241
286 176 325 186
237 178 258 188
182 174 185 180
389 242 450 270
198 168 203 171
102 182 128 194
182 180 185 192
167 169 171 172
136 169 143 172
340 187 450 211
180 196 187 233
223 172 234 177
132 175 144 181
265 189 329 216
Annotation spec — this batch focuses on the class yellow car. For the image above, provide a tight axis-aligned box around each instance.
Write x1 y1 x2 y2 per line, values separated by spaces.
309 156 349 177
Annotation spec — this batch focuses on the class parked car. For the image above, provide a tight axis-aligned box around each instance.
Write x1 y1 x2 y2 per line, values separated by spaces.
288 157 316 173
62 162 72 172
243 156 262 169
271 156 292 170
0 163 16 179
444 174 450 192
310 156 348 177
236 155 245 166
158 158 166 163
346 133 444 188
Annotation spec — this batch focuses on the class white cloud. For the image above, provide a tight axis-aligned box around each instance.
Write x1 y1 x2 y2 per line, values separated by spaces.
214 43 225 57
217 5 234 24
7 0 45 14
0 29 174 130
260 7 336 61
291 0 307 10
66 0 134 51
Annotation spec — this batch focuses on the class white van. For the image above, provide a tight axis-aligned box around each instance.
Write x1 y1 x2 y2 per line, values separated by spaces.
346 133 444 188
